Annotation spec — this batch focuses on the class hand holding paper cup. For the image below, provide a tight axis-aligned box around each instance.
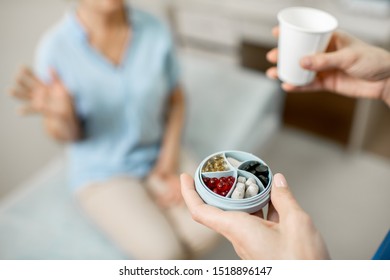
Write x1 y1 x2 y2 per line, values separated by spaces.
277 7 338 86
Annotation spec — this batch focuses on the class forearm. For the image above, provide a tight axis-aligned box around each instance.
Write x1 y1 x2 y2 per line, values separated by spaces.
156 86 185 173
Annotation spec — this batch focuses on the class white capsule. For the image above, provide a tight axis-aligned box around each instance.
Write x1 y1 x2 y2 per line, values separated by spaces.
237 176 246 183
245 178 256 187
245 184 259 198
227 157 242 168
244 184 259 198
231 182 245 199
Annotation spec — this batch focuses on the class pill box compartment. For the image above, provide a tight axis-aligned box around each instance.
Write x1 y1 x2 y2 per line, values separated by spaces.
232 170 265 200
238 160 270 187
201 170 237 198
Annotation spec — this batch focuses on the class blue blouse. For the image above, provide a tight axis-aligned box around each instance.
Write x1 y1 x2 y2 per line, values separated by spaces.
35 8 180 190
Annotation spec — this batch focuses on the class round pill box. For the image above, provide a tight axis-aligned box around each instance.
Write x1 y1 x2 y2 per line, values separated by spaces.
194 150 273 213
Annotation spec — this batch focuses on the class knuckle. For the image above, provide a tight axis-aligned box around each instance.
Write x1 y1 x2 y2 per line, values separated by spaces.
190 209 202 223
344 52 358 68
314 55 328 68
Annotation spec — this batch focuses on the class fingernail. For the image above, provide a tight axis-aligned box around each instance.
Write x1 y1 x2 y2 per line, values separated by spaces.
301 57 312 68
274 173 287 188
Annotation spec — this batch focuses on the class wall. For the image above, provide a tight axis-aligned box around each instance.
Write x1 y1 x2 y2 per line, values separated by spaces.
0 0 70 197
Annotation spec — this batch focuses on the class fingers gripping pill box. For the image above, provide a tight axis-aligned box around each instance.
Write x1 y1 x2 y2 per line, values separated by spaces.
194 151 273 213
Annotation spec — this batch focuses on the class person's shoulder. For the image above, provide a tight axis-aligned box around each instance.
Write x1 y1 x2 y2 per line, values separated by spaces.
34 15 72 80
36 15 71 57
132 8 171 36
132 8 162 27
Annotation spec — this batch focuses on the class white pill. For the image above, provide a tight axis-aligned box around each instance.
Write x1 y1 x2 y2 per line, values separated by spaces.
237 176 246 183
245 178 256 187
231 182 245 199
244 184 259 198
227 157 242 168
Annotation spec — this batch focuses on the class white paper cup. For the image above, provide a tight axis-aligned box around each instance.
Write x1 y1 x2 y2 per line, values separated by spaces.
277 7 338 86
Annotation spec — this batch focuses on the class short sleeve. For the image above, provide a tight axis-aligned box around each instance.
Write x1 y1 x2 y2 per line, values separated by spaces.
33 30 88 121
34 34 56 84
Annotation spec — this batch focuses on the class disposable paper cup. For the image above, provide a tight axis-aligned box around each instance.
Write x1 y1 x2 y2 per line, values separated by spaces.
277 7 338 86
194 150 273 213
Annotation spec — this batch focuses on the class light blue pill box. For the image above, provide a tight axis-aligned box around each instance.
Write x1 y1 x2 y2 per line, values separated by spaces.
194 150 273 213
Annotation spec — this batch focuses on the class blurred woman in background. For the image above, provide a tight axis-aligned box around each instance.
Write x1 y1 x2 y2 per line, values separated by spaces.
10 0 218 259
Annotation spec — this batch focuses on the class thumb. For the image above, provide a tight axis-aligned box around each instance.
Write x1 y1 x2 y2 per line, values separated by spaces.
300 50 347 72
270 173 302 220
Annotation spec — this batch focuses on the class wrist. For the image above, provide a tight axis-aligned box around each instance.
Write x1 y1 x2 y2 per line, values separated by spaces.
44 113 82 142
382 78 390 107
154 156 179 175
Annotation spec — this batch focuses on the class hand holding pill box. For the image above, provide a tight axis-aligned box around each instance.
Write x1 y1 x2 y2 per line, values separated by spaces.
194 151 273 213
